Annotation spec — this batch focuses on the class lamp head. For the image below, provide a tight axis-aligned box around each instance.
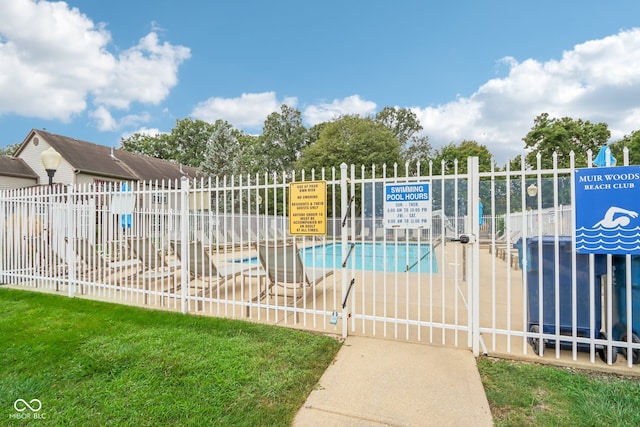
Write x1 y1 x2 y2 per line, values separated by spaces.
40 147 62 171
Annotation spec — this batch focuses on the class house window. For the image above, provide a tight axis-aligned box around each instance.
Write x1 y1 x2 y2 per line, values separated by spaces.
93 179 118 192
152 193 168 205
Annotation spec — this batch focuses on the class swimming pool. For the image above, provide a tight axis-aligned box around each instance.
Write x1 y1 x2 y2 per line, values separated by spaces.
302 242 437 273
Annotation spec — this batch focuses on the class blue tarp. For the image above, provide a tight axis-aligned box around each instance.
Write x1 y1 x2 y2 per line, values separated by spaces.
593 146 616 167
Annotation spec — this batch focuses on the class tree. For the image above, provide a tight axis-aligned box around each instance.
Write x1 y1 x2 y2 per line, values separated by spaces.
259 105 309 173
120 118 262 177
296 115 402 173
237 133 264 176
200 120 247 177
431 140 493 175
169 118 218 167
375 106 423 147
402 135 432 173
119 132 173 160
120 118 216 167
375 106 431 170
0 143 19 156
426 140 493 217
522 113 610 168
610 130 640 166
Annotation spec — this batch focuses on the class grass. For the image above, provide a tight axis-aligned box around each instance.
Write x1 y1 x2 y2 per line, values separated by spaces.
0 288 342 426
478 357 640 426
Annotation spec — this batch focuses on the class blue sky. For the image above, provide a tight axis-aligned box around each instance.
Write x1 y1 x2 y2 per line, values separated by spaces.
1 0 640 164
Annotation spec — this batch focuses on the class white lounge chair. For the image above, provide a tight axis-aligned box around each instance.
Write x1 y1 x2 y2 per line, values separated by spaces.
128 237 179 303
74 238 141 292
256 240 333 304
173 240 255 308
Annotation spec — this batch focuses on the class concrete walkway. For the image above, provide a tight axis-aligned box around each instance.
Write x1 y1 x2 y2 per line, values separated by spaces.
293 336 493 426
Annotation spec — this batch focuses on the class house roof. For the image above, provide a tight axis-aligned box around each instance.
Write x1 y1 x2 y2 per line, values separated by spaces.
16 129 202 183
0 155 38 179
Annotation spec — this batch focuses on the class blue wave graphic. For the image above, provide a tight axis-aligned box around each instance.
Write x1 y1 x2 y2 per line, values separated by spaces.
576 231 640 239
576 244 640 252
576 225 640 232
575 238 640 245
576 225 640 253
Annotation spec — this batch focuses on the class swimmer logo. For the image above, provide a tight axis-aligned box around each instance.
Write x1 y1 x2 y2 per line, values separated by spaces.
575 165 640 254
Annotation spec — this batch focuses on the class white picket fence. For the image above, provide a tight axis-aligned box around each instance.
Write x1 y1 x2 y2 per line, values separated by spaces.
1 156 639 370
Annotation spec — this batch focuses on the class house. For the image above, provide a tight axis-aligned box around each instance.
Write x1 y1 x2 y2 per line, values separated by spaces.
5 129 201 189
0 156 38 190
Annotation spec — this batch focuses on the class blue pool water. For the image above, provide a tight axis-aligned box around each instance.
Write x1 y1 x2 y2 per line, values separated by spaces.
236 242 437 273
302 242 437 273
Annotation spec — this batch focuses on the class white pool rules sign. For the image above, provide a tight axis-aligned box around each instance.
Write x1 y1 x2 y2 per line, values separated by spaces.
384 182 432 229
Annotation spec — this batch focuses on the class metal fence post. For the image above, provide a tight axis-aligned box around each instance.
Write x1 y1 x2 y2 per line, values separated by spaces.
468 157 481 356
180 177 190 314
65 184 76 297
340 162 349 338
0 190 5 285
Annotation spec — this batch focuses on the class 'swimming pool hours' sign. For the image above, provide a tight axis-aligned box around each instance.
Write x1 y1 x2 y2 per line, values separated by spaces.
574 165 640 254
384 182 432 229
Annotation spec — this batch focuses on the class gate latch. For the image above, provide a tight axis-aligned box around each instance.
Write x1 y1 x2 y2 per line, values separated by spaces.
450 234 476 244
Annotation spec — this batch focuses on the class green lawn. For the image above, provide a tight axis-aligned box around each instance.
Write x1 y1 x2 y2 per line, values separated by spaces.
0 288 341 426
478 357 640 426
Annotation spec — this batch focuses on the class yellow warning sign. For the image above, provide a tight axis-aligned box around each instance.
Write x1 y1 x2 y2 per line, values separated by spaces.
289 180 327 236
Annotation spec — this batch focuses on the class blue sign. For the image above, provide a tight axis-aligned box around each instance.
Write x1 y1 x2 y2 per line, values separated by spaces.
120 182 133 230
384 183 431 229
574 166 640 254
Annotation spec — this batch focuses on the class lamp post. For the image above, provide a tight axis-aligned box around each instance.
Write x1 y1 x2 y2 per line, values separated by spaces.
526 183 538 235
40 147 62 186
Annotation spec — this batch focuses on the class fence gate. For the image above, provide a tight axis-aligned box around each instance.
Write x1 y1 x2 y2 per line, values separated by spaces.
340 158 480 354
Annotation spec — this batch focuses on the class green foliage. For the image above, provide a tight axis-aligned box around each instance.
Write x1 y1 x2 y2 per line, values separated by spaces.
120 118 261 178
375 107 432 173
522 113 611 169
117 108 639 178
610 130 640 165
402 135 432 173
119 131 174 160
375 106 423 147
0 143 19 156
170 117 219 166
200 120 247 177
431 140 493 174
119 118 215 167
237 133 263 176
258 105 309 174
296 115 402 173
0 289 341 426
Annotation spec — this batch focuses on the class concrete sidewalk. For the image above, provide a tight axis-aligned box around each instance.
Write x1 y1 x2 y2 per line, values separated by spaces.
294 336 493 426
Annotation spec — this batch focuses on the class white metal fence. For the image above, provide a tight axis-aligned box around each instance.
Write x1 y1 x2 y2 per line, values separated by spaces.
1 154 639 370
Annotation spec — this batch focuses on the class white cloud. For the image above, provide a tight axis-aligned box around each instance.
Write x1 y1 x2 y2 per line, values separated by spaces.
303 95 377 125
412 28 640 164
93 32 191 109
90 107 152 132
191 92 291 129
0 0 189 121
191 92 378 131
119 127 165 142
89 106 117 131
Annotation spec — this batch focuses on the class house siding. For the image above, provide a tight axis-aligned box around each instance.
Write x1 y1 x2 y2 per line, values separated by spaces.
17 136 76 185
0 176 37 190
